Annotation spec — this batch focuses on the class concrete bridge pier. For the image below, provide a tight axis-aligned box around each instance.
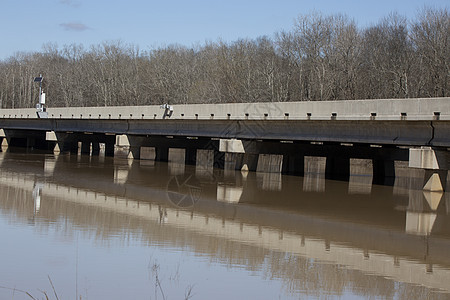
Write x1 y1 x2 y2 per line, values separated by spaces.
0 130 51 152
0 130 7 150
0 138 7 150
46 131 115 156
114 135 224 170
0 129 43 151
224 153 258 171
409 147 449 192
220 139 283 173
139 146 156 160
114 134 133 159
114 135 155 159
257 154 283 173
110 135 448 193
46 131 76 154
196 149 213 169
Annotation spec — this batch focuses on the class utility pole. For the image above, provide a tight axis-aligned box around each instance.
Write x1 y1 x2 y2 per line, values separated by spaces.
34 75 48 118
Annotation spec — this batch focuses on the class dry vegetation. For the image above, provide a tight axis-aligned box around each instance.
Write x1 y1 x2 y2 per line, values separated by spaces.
0 8 448 108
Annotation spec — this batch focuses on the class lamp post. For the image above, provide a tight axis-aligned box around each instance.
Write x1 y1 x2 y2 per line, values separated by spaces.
34 75 48 118
34 75 43 107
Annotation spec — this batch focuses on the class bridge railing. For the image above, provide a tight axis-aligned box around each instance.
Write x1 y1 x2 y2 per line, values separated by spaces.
0 97 448 121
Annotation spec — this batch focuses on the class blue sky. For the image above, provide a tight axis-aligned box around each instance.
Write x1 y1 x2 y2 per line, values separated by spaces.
1 0 448 60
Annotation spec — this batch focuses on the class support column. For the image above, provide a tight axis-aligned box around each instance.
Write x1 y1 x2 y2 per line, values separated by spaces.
46 131 75 154
140 146 156 160
221 139 244 171
409 147 449 192
225 153 258 171
0 129 7 151
197 149 214 169
257 154 283 173
241 154 258 171
224 153 239 170
114 134 146 159
114 134 131 158
303 156 326 192
1 138 8 150
128 145 141 159
169 148 185 163
219 139 259 171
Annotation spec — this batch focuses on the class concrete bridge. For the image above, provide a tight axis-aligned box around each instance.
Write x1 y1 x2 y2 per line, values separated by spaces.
0 97 449 190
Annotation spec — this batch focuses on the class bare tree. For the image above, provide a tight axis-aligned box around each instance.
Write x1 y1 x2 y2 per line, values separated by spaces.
411 7 449 97
0 9 447 108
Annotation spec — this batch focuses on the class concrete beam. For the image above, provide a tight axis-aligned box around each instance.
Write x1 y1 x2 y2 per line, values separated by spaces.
0 117 447 147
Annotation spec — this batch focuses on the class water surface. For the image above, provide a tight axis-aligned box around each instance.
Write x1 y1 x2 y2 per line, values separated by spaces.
0 152 449 299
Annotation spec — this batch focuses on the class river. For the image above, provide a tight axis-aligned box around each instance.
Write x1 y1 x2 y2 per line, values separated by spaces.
0 151 449 299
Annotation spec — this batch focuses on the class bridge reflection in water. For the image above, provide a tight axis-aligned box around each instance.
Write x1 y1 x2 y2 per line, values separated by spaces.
0 152 449 299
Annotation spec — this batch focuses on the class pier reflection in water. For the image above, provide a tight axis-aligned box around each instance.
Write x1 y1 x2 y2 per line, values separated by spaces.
0 152 449 299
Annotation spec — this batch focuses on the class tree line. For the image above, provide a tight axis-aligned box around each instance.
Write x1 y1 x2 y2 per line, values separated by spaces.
0 7 448 108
